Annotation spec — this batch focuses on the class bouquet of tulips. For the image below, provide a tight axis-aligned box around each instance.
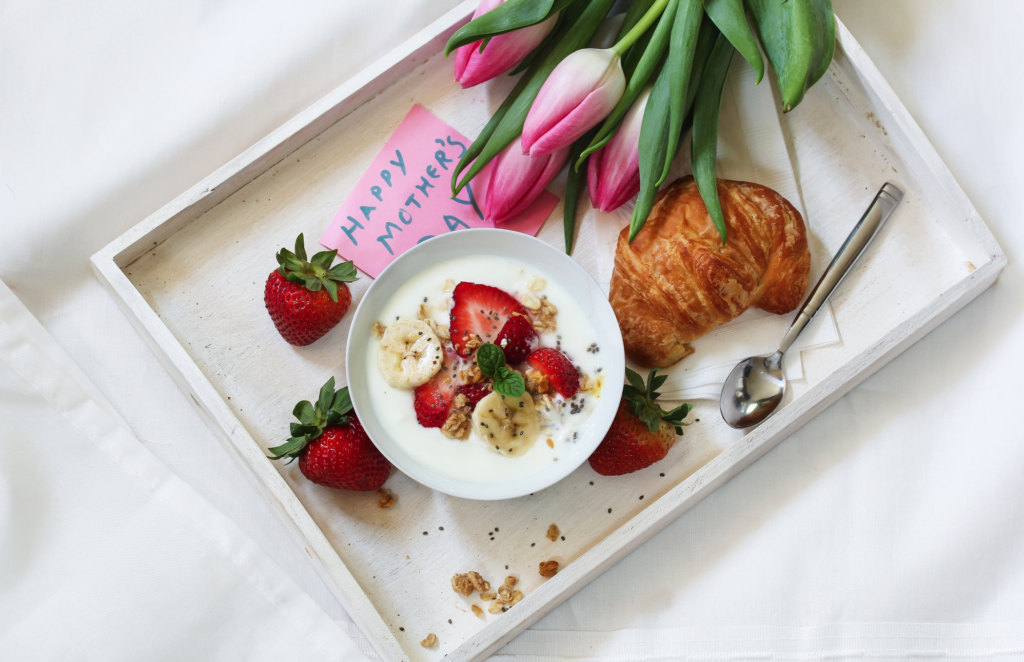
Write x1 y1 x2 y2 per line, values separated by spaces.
446 0 835 249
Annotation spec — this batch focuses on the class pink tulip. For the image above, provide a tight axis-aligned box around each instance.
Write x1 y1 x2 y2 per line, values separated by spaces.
587 86 650 212
454 0 558 89
521 48 626 157
483 136 569 223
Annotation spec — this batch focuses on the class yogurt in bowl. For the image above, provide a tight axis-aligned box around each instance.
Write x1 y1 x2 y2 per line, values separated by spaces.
346 229 624 500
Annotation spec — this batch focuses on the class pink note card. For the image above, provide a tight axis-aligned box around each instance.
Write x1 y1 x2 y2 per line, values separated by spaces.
319 104 559 278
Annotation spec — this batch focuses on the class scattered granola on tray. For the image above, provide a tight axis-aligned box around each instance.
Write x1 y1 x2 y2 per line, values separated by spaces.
539 560 559 577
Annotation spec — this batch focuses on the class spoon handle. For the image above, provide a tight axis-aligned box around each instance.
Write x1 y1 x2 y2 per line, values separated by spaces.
777 182 904 355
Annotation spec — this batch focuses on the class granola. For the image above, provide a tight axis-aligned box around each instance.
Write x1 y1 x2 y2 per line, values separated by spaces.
420 633 437 648
524 368 550 395
471 604 484 618
458 364 484 385
546 523 560 542
371 321 386 341
531 298 558 334
451 571 491 596
441 394 472 440
539 560 559 577
487 576 525 613
376 488 396 509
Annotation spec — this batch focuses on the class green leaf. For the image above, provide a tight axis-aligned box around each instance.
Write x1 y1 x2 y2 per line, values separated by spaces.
704 0 763 83
444 0 577 56
563 127 597 253
294 234 307 262
452 0 618 195
267 436 308 460
305 280 323 292
317 377 336 415
282 270 306 286
578 0 677 167
745 0 835 112
657 0 705 185
289 422 317 437
328 260 359 282
691 31 734 244
321 279 339 302
639 405 661 433
629 61 672 242
476 343 506 377
310 249 337 270
493 367 527 398
324 410 348 427
645 368 659 399
331 387 353 416
625 367 647 392
622 385 645 404
293 400 316 425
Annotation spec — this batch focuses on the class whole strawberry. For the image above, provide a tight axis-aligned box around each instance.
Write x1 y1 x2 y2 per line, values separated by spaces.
588 368 692 476
265 233 358 346
268 377 391 491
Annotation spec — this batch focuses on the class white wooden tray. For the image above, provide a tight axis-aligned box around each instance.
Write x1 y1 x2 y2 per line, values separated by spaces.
91 2 1005 660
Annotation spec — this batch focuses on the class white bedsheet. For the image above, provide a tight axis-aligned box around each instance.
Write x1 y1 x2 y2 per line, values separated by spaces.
2 0 1023 659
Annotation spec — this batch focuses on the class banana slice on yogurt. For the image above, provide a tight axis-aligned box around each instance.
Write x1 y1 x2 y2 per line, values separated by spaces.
472 391 540 457
376 318 444 389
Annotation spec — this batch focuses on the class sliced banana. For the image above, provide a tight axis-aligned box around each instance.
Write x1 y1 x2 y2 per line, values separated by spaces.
376 318 444 389
472 391 540 457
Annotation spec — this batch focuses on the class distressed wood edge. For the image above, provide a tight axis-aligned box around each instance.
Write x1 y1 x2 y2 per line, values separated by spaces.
92 0 479 272
451 253 1006 662
89 255 406 662
833 19 1004 262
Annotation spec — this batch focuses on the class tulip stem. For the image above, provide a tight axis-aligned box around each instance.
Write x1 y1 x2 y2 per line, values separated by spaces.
612 0 670 57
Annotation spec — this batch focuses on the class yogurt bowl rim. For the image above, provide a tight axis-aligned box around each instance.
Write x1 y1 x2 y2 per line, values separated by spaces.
345 228 624 501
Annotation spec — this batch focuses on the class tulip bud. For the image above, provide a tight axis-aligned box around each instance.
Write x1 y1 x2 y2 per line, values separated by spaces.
521 48 626 158
587 86 650 212
483 137 570 224
453 0 558 89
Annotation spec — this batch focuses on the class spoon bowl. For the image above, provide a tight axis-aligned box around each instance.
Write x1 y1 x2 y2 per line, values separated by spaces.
720 352 786 428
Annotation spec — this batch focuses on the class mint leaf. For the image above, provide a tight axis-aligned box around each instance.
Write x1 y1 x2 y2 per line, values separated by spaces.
492 367 525 398
476 343 506 377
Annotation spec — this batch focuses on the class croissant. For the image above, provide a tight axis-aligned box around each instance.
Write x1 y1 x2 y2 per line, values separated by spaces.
610 176 811 368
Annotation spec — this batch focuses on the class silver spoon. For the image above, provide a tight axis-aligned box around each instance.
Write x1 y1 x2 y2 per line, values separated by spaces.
720 182 904 429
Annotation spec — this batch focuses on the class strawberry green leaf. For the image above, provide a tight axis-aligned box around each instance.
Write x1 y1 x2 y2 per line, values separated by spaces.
332 387 353 415
322 279 339 303
293 400 316 425
317 377 336 414
267 436 308 461
328 261 358 281
625 367 647 392
294 234 308 262
311 249 338 269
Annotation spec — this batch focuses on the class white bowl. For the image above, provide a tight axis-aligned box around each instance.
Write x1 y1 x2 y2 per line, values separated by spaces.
345 229 624 500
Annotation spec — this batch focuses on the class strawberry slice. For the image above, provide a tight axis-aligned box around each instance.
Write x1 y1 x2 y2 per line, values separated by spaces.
449 282 528 357
495 314 537 364
459 382 491 408
526 347 580 399
413 346 460 428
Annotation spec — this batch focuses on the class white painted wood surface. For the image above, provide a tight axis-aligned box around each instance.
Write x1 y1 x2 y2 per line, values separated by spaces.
90 5 1005 661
